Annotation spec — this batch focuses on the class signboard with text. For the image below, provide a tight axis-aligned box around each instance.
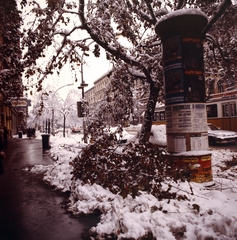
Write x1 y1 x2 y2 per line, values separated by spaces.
163 36 205 105
166 103 207 133
10 98 31 108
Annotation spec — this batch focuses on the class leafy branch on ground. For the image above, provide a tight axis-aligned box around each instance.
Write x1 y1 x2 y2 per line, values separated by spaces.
71 124 191 200
223 156 237 169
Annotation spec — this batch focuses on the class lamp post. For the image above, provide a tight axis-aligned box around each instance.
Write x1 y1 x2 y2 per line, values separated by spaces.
78 51 88 143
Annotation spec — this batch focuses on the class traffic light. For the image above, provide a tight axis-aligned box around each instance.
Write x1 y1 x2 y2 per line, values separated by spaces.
77 101 88 117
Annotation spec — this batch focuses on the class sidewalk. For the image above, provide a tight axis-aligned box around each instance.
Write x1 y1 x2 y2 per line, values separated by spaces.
0 137 99 240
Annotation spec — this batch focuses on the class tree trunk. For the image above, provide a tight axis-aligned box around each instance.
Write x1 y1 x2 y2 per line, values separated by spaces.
139 82 160 144
63 115 66 137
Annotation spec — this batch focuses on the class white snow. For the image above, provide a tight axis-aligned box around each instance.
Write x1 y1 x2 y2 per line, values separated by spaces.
29 128 237 239
231 0 237 5
156 8 208 27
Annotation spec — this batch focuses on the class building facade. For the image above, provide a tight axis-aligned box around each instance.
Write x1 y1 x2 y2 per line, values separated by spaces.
84 70 151 125
85 71 112 117
0 0 28 136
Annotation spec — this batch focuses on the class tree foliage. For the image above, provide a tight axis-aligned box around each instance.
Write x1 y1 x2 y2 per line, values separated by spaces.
0 0 23 101
204 1 237 95
15 0 237 143
71 126 191 200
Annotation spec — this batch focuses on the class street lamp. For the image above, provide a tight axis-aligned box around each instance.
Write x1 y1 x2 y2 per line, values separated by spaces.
78 51 88 143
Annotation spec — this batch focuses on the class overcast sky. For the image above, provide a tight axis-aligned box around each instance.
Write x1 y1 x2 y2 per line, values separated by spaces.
48 49 113 100
19 0 113 101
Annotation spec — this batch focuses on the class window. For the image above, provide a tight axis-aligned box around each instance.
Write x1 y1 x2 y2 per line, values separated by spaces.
206 104 218 118
160 111 166 121
153 111 166 121
222 102 237 117
153 112 159 121
217 81 224 93
230 102 237 116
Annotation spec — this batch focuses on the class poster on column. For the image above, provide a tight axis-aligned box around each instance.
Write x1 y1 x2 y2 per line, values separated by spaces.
174 135 186 152
182 37 205 103
163 36 182 65
167 135 186 152
166 103 207 133
190 133 209 151
167 135 186 153
162 35 185 105
182 37 204 70
191 103 208 132
166 104 192 133
184 70 205 103
164 68 185 105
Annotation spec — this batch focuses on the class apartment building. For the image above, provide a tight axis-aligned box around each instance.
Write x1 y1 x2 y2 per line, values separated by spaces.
84 68 152 126
85 70 112 110
0 0 27 135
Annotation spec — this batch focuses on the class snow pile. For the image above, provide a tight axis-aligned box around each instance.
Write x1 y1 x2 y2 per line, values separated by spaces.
149 124 167 147
124 124 167 147
67 176 237 239
108 126 137 143
30 130 237 239
32 133 84 192
232 0 237 5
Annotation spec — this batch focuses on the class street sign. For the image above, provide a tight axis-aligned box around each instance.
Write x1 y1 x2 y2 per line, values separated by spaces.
10 98 31 108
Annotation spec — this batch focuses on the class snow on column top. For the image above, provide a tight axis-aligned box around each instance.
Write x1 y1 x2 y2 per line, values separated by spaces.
155 8 208 39
156 8 208 26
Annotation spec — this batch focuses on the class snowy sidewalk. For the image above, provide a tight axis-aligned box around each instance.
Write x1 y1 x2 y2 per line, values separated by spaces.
0 137 99 240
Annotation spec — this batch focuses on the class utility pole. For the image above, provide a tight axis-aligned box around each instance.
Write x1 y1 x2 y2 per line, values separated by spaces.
78 51 88 143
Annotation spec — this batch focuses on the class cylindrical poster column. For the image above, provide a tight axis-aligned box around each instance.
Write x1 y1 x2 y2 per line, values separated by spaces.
156 9 212 183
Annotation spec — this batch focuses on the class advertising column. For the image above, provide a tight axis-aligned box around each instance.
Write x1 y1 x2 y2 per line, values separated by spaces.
156 9 212 183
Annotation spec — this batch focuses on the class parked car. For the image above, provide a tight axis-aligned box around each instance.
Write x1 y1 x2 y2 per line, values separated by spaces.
207 123 237 145
71 127 81 133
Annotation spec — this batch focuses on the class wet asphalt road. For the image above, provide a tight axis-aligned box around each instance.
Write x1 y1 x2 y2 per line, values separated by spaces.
0 137 99 240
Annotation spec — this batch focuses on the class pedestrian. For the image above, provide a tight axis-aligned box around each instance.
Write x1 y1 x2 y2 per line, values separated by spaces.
27 127 32 138
3 126 8 147
32 128 35 137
